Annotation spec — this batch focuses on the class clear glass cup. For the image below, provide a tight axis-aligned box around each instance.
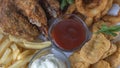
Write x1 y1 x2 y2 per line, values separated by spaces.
28 46 70 68
48 14 91 51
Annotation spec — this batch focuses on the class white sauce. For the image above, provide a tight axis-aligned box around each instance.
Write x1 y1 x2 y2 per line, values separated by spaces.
30 54 66 68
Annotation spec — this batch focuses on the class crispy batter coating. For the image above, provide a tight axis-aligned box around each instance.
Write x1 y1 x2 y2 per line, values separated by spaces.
114 0 120 5
69 52 90 68
0 0 40 41
40 0 60 18
73 62 90 68
105 43 120 68
102 12 120 25
75 0 113 26
14 0 47 27
80 33 111 64
75 0 108 17
101 44 117 59
90 60 111 68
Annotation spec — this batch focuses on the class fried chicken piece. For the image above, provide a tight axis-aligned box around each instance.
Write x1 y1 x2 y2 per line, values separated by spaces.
40 0 60 18
90 60 111 68
105 44 120 68
69 52 90 68
101 44 117 59
73 62 90 68
80 33 111 64
0 0 40 41
14 0 47 27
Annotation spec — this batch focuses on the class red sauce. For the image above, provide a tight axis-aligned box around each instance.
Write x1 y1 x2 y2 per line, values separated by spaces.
52 19 86 50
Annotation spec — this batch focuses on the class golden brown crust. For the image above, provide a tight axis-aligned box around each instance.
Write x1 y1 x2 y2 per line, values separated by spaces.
90 60 111 68
102 12 120 25
80 33 111 64
0 0 41 41
14 0 47 27
105 44 120 68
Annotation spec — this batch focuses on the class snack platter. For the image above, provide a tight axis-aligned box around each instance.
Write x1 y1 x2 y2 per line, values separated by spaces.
0 0 120 68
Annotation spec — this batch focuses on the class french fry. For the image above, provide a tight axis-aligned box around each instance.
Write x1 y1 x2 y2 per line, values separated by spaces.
8 55 33 68
23 41 51 49
10 43 20 62
0 66 5 68
0 34 4 43
4 54 13 67
0 48 11 64
0 38 12 57
17 50 35 60
9 35 51 49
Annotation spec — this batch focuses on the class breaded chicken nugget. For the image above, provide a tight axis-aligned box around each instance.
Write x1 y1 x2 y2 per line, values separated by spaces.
80 34 110 64
90 60 111 68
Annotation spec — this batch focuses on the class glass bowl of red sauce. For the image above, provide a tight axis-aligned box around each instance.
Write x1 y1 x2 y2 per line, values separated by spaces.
48 14 91 51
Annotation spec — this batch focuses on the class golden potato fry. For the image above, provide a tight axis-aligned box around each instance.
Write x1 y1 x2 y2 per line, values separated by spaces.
17 50 35 60
0 48 12 64
0 66 5 68
23 41 51 49
101 44 117 59
91 60 111 68
80 34 110 64
10 43 20 62
0 34 4 43
9 35 51 49
8 55 33 68
0 38 12 57
4 54 12 67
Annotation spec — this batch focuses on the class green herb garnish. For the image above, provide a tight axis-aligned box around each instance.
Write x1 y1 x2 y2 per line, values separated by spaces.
61 0 74 10
97 24 120 36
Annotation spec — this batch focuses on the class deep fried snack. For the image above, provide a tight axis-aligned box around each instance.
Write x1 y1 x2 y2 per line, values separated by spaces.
73 62 90 68
105 44 120 68
114 0 120 5
102 12 120 25
0 0 41 41
69 51 90 68
40 0 60 18
101 44 117 59
80 33 111 64
101 0 113 17
75 0 109 26
65 4 76 15
90 60 111 68
14 0 47 27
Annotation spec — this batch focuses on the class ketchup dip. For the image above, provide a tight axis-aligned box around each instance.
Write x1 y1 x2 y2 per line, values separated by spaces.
49 14 91 51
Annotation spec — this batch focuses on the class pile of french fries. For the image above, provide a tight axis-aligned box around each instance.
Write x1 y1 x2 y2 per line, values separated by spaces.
0 33 51 68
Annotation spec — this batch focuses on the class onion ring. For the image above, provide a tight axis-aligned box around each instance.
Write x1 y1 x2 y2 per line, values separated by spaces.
75 0 108 17
114 0 120 5
75 0 114 26
102 12 120 25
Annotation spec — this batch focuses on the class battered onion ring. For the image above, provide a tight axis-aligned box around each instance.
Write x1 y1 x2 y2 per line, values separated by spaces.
114 0 120 5
102 12 120 25
75 0 108 17
75 0 109 26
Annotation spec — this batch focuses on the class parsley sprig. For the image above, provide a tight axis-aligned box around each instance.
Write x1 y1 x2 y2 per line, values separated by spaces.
97 24 120 36
61 0 74 10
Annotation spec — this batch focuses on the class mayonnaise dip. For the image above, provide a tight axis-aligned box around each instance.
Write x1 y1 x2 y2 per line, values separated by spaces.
30 54 66 68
